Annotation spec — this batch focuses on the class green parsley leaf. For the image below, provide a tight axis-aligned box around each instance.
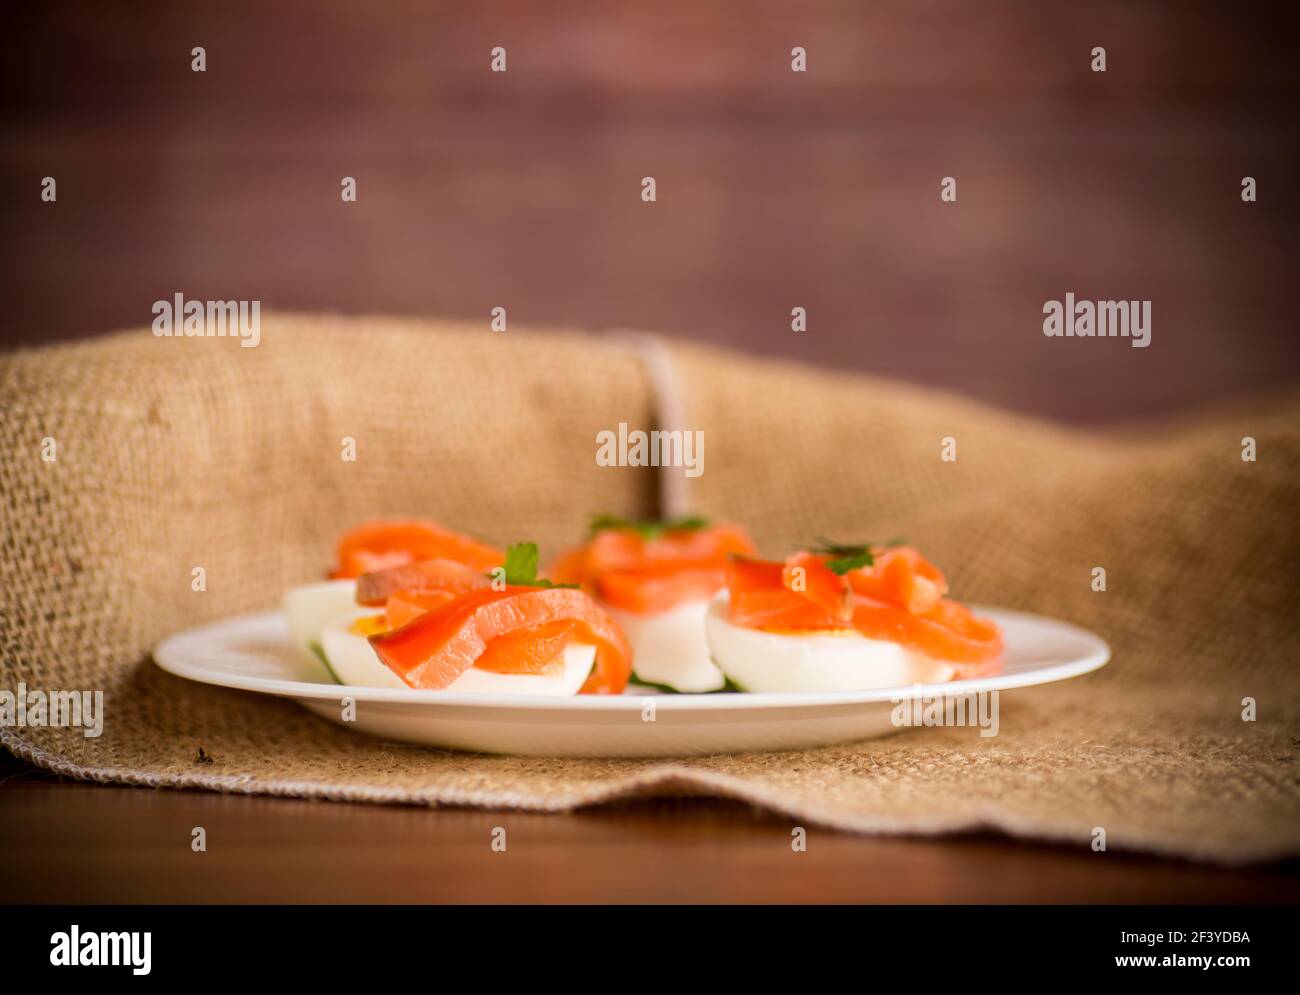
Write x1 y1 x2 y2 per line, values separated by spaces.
588 513 711 540
807 537 904 575
496 542 578 589
502 542 540 584
825 550 875 574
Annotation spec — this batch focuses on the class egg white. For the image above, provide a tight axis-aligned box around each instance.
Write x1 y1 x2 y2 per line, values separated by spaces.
283 579 361 666
606 598 725 692
705 591 957 693
319 612 406 688
446 642 596 695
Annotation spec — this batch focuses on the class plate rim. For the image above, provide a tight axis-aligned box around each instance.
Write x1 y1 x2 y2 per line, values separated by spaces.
152 605 1111 712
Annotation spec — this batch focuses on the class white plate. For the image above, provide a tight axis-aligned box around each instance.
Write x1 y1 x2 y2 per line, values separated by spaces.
153 607 1108 757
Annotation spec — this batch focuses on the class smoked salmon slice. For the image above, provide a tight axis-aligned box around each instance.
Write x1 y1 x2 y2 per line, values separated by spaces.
370 586 633 693
726 548 1003 667
331 520 503 579
551 518 756 613
727 557 847 631
782 551 853 621
474 620 577 676
849 596 1003 668
356 557 490 606
846 547 948 615
384 589 458 630
594 559 731 614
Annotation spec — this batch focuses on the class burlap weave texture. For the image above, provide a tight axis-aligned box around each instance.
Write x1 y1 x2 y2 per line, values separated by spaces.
2 314 1296 863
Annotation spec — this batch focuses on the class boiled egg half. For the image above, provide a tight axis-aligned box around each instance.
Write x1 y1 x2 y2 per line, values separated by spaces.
705 591 958 693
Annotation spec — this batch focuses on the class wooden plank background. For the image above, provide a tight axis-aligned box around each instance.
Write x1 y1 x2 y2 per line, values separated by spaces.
1 1 1296 421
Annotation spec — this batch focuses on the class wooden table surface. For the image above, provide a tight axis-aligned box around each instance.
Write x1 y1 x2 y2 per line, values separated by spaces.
3 2 1297 423
3 755 1296 904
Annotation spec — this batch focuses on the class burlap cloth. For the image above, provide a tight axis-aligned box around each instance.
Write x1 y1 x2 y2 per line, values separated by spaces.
2 315 1297 864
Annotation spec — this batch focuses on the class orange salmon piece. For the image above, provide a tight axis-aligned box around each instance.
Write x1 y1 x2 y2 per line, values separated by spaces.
370 586 632 693
332 520 503 579
384 589 457 630
475 620 577 675
782 552 852 621
851 596 1003 667
550 522 756 614
725 551 1003 669
595 560 729 614
847 547 949 614
727 557 848 631
357 557 489 606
